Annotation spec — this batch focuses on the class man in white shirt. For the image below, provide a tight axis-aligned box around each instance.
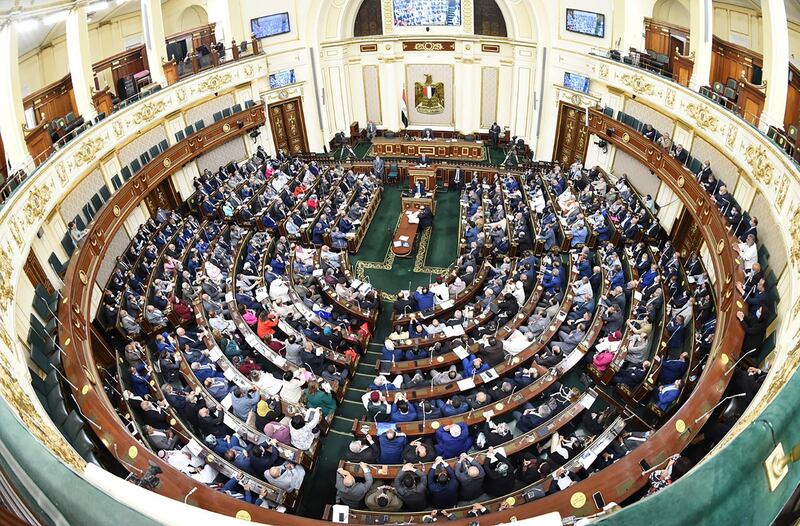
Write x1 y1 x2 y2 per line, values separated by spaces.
737 234 758 271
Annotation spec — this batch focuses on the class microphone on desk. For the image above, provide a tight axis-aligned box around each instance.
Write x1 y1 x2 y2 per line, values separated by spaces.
724 348 759 376
184 487 198 503
693 393 746 425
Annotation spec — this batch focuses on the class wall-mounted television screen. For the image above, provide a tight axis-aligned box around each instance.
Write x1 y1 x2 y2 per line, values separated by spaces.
392 0 462 26
251 13 291 39
564 72 590 93
566 8 605 38
269 69 296 89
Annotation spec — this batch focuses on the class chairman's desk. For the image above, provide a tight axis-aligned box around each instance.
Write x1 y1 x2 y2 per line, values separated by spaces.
372 137 485 161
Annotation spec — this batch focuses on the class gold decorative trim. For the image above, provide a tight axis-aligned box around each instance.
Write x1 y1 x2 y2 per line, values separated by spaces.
197 73 232 93
677 175 685 188
132 101 167 124
162 158 172 168
113 205 121 217
599 64 609 79
73 137 106 167
744 144 774 185
622 132 630 143
685 103 718 132
222 123 231 133
619 73 655 96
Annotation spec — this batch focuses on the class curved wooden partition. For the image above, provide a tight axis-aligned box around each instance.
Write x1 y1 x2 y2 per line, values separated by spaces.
53 104 308 523
53 100 745 523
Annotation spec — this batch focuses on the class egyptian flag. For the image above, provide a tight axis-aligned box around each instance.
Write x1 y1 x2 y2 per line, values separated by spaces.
401 87 409 128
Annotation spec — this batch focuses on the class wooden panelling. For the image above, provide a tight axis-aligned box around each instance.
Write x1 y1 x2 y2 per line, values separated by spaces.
710 36 762 87
553 102 589 167
23 74 77 125
268 97 309 155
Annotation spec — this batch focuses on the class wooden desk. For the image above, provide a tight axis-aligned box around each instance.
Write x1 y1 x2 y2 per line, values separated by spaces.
392 204 421 257
373 137 484 160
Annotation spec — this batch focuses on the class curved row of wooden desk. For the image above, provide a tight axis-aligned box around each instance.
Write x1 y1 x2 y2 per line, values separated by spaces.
55 104 744 524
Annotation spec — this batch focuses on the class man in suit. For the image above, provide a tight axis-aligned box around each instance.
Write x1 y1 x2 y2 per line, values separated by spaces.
671 144 688 164
373 155 385 179
418 153 431 166
612 360 651 388
366 121 378 141
489 122 502 149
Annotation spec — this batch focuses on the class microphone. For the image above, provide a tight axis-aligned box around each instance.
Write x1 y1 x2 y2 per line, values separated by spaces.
693 393 746 425
724 348 759 376
184 487 198 503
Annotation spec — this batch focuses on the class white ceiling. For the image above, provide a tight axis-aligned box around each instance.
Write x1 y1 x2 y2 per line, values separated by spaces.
0 0 144 57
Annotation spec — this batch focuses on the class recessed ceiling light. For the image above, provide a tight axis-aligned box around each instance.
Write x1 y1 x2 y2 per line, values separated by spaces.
15 18 41 32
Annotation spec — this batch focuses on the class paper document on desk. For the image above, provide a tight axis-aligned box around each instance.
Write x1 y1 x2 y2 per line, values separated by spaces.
208 347 223 361
255 287 269 302
313 269 324 277
222 367 237 382
222 413 239 430
439 299 454 309
408 217 419 224
273 355 287 368
480 368 499 383
351 279 363 289
225 292 234 303
221 392 234 409
399 235 409 241
393 241 403 247
457 378 476 391
453 346 469 359
579 451 598 469
634 291 643 301
580 392 597 409
186 439 204 457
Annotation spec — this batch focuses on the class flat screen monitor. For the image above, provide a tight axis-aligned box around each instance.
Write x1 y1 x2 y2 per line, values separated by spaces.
566 8 605 38
251 13 291 39
392 0 462 26
269 70 296 89
564 72 590 93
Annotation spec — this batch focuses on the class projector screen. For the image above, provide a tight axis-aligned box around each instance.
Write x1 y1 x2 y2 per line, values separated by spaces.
392 0 462 26
563 72 590 94
565 8 605 38
251 13 291 39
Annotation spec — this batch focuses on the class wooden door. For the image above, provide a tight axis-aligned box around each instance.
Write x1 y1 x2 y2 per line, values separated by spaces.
143 177 180 217
268 97 309 155
24 251 54 295
552 102 589 167
671 208 704 256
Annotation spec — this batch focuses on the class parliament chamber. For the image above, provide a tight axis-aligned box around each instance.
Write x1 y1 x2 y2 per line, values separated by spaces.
1 1 800 525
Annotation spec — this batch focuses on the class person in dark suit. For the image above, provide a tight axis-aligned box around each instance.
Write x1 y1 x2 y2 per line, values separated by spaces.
671 144 688 164
422 128 434 140
489 122 502 148
418 206 434 229
612 361 650 388
366 121 378 141
418 153 431 166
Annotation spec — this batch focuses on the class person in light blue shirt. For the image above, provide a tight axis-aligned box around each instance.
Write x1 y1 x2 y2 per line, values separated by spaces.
571 222 588 247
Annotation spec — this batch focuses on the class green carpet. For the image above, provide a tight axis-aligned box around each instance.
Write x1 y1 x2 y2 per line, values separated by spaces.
349 185 460 298
296 182 462 519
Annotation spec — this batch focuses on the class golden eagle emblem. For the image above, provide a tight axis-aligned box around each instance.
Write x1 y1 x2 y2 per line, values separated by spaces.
414 74 445 115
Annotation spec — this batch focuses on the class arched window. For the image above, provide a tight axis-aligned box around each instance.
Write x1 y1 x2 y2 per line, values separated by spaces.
474 0 507 37
354 0 383 37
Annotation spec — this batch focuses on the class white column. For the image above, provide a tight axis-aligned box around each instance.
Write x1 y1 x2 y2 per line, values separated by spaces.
760 0 789 128
66 7 97 120
206 0 245 44
689 0 713 88
378 60 400 132
141 0 168 86
619 0 656 52
0 24 32 171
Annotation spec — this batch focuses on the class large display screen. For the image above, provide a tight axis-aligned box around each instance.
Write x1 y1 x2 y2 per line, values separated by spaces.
251 13 291 39
565 8 605 38
269 69 296 89
563 72 590 93
392 0 462 26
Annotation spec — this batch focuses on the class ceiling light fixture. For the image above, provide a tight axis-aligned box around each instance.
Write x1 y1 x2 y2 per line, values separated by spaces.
42 10 69 25
87 1 110 13
15 18 41 32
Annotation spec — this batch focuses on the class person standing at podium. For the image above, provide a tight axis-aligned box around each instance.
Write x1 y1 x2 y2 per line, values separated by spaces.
418 153 431 166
